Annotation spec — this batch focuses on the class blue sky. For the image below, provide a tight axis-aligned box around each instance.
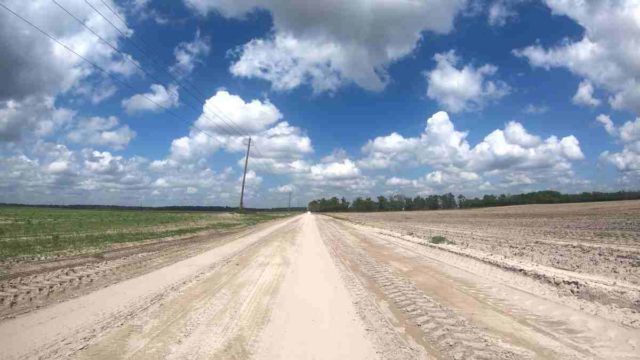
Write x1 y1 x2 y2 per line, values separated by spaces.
1 0 639 207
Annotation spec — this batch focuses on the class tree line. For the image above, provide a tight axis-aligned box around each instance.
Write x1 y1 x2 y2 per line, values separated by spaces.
307 190 640 212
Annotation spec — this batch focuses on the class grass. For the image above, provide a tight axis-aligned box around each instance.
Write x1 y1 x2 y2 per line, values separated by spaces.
0 206 294 259
429 235 449 244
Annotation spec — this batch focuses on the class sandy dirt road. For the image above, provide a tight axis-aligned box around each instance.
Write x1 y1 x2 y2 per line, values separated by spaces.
1 213 638 359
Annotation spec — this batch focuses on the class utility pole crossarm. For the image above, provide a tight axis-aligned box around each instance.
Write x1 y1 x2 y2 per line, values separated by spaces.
239 137 251 210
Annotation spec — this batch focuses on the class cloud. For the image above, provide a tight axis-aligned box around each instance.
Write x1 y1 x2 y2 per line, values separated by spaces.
0 139 259 206
470 123 584 172
0 0 136 103
272 184 295 193
67 116 136 150
122 84 180 114
185 0 468 93
596 114 616 136
169 30 211 78
309 159 360 181
0 142 150 202
487 0 519 27
194 90 282 135
233 122 313 174
165 91 313 177
360 111 470 169
523 104 549 115
388 169 483 195
360 110 584 189
0 96 75 142
514 0 640 114
425 51 509 113
168 132 221 162
386 177 417 187
572 80 601 107
291 158 376 198
598 114 640 172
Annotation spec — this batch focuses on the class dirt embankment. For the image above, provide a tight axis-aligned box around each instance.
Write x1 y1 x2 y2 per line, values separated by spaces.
332 201 640 306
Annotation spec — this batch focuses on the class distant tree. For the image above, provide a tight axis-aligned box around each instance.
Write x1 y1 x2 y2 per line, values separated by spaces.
388 194 406 211
441 193 456 209
405 197 415 210
364 197 377 211
457 194 467 208
413 196 426 210
426 195 439 210
308 190 640 212
340 197 350 211
377 196 388 211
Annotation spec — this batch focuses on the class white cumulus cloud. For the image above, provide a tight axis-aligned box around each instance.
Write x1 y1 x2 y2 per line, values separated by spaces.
425 51 509 113
598 114 640 172
360 110 584 190
170 30 211 78
122 84 180 114
67 116 136 150
184 0 468 93
515 0 640 114
572 80 601 107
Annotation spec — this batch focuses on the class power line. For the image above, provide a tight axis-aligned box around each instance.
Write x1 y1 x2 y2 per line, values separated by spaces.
96 0 128 30
0 1 226 151
81 0 268 158
51 0 260 157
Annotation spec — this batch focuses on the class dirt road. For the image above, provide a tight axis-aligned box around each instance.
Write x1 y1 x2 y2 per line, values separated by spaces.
0 213 638 359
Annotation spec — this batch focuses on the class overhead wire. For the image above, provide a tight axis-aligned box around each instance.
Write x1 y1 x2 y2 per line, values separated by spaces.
52 0 262 158
0 1 227 152
81 0 267 158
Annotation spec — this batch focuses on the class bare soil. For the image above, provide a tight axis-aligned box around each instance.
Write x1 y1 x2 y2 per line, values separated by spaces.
0 211 638 359
332 201 640 314
0 219 285 320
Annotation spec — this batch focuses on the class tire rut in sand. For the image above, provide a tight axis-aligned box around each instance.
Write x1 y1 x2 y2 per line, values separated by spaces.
0 227 263 319
320 219 531 360
75 221 298 360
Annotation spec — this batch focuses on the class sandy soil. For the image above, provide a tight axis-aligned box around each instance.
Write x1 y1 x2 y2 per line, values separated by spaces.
332 201 640 285
0 219 289 319
319 215 640 359
254 213 379 359
0 212 638 359
333 201 640 315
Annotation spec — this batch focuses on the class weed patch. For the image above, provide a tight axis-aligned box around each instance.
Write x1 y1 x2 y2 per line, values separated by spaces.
430 235 449 244
0 207 295 259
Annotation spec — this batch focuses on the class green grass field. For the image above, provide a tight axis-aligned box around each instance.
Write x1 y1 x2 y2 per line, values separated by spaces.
0 207 294 259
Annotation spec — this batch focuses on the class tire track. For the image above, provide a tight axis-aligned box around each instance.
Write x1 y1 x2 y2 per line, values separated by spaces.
0 216 302 360
320 218 530 360
0 224 275 319
321 221 428 360
79 222 298 360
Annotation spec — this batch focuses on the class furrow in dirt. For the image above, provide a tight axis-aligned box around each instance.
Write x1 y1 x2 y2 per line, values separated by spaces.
321 215 640 359
332 201 640 286
330 213 640 327
320 217 530 360
0 220 285 319
76 220 300 360
0 215 301 360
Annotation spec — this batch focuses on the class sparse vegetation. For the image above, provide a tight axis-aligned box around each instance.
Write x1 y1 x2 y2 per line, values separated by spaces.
430 236 448 244
0 206 293 259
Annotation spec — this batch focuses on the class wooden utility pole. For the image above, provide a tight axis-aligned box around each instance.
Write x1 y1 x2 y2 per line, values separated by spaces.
239 137 251 210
